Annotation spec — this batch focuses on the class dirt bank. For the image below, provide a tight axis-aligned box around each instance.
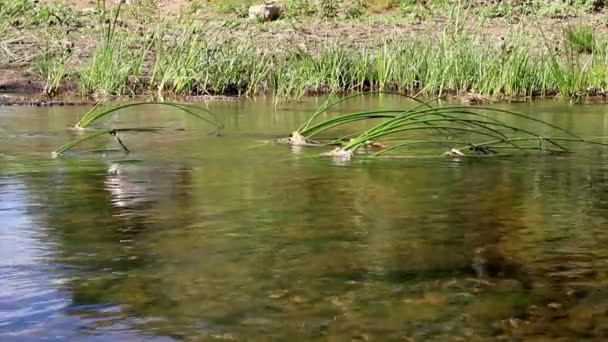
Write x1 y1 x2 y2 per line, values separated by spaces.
2 1 608 101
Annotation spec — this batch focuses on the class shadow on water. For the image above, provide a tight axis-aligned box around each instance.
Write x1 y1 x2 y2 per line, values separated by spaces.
3 98 608 340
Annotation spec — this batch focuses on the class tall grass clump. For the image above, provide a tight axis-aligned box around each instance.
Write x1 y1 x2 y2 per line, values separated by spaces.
151 24 273 96
284 0 315 17
273 32 563 99
34 41 72 96
151 24 203 96
29 2 608 101
344 0 367 19
201 40 273 95
0 0 76 26
565 25 597 53
398 0 428 21
79 24 608 100
79 2 150 97
316 0 340 18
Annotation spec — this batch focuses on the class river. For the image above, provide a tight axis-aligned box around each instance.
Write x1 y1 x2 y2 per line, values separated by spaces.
2 97 608 340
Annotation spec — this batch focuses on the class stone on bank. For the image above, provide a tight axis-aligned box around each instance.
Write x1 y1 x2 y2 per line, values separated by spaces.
248 4 282 22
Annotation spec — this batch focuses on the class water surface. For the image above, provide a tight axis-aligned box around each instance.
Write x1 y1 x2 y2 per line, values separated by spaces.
2 98 608 341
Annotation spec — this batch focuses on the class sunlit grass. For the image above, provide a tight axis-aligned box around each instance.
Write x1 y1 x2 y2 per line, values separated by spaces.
5 0 608 100
565 25 596 53
52 102 224 156
78 2 150 97
283 92 608 160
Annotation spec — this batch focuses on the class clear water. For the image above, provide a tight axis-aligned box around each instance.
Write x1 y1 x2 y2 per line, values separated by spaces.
2 97 608 341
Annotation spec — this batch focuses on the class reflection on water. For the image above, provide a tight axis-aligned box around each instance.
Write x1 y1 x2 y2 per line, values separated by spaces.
2 99 608 340
0 179 65 336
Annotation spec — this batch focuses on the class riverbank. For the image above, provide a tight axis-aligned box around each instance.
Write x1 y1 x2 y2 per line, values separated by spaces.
2 0 608 102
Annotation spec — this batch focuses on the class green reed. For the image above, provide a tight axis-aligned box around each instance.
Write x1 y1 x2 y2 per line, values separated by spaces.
79 2 151 97
73 28 608 99
30 3 608 101
565 25 597 54
34 43 70 97
283 92 607 159
150 24 273 96
53 102 224 156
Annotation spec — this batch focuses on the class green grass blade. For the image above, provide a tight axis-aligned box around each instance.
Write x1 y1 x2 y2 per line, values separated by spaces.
297 91 431 132
76 102 223 129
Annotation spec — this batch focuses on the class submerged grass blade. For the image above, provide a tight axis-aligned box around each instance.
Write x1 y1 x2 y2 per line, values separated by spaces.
288 93 603 159
297 91 432 133
76 102 223 129
52 127 171 156
52 127 178 157
52 130 113 156
372 140 472 156
55 102 223 156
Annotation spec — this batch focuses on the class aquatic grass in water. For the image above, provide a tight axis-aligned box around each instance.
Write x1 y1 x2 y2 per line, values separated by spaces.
53 102 223 156
284 92 608 160
74 102 223 129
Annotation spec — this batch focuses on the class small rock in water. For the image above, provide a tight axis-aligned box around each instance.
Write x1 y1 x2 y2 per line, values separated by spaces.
461 92 492 105
321 147 353 160
268 289 289 299
493 279 524 292
351 333 369 341
289 295 305 304
248 4 282 22
548 302 562 310
442 148 465 157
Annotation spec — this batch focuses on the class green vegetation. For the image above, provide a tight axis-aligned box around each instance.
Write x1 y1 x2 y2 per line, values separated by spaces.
53 102 224 156
208 0 255 17
2 1 608 100
282 92 608 159
78 2 150 97
0 0 77 27
73 101 223 129
50 93 608 159
150 25 273 96
565 24 597 53
33 41 71 96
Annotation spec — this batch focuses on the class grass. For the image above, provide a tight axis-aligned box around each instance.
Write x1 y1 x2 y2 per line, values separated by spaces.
39 25 608 100
33 42 70 96
270 31 606 100
565 24 597 53
78 2 150 97
53 102 224 156
73 101 223 129
0 0 78 28
207 0 256 17
150 26 273 96
52 2 608 100
282 92 608 160
3 0 608 100
52 92 608 161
